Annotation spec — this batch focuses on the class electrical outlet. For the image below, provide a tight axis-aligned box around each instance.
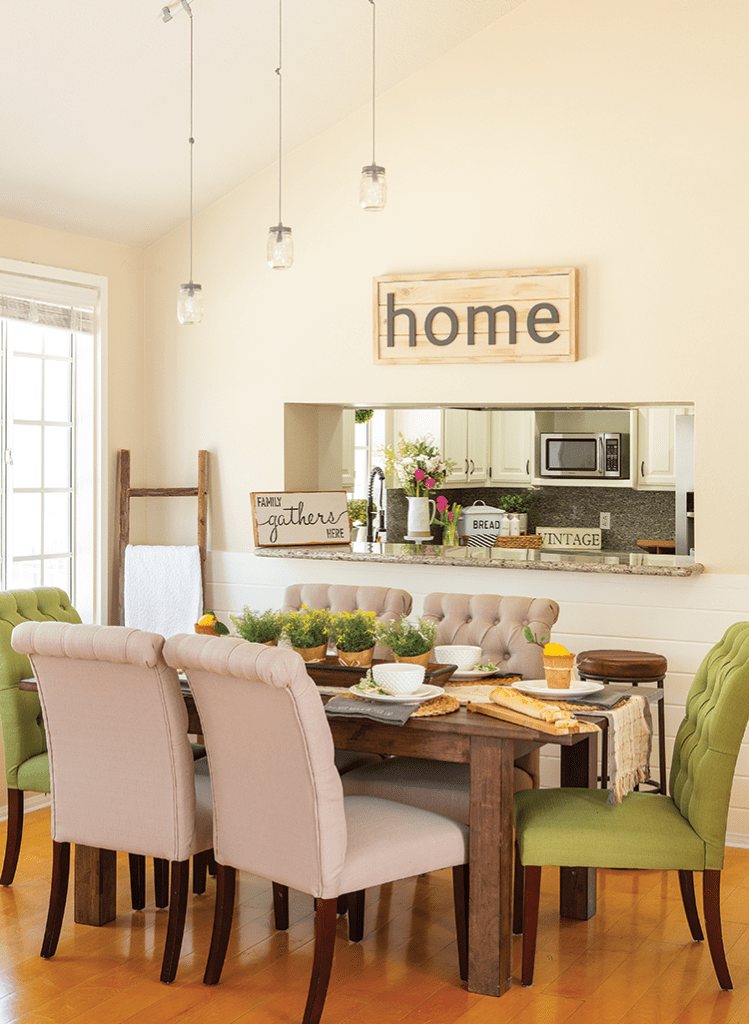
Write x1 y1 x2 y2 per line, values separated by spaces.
600 512 611 529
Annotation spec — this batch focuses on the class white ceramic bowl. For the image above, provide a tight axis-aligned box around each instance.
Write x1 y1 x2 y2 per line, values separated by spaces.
371 662 426 694
434 645 483 671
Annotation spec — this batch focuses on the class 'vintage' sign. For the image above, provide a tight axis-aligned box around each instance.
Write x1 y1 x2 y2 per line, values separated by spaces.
251 492 351 547
535 526 602 550
374 267 577 365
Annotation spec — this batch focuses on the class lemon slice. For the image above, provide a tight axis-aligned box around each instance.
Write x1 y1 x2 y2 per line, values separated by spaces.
198 613 216 626
543 642 570 656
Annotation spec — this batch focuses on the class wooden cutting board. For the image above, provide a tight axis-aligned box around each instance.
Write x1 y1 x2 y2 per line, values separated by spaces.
466 701 598 735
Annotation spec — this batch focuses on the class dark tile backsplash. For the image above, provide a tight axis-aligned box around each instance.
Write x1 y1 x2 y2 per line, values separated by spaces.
386 486 675 552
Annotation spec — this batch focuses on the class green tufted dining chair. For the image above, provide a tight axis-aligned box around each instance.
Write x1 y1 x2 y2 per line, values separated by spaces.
0 587 81 886
514 621 749 991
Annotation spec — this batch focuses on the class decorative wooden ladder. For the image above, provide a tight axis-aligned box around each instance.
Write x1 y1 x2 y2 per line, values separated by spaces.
115 449 208 625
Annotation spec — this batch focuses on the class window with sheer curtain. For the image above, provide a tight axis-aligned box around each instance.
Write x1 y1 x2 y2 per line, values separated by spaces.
0 269 101 622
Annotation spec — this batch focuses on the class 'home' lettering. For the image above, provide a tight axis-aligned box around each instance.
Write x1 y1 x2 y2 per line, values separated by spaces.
386 294 560 348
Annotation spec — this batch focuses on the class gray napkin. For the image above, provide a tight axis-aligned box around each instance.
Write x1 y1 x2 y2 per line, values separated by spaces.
563 688 632 710
324 695 415 725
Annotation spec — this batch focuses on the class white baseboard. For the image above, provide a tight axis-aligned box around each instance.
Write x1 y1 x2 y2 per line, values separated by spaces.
0 792 50 822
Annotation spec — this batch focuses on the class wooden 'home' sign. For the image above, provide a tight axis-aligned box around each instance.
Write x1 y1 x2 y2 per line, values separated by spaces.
374 267 577 365
251 491 351 547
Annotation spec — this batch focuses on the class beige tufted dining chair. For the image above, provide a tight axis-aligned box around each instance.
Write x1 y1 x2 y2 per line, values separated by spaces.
164 633 469 1024
10 622 214 985
340 591 560 939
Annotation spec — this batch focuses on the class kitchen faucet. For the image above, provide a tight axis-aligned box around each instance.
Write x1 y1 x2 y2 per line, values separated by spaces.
366 466 386 543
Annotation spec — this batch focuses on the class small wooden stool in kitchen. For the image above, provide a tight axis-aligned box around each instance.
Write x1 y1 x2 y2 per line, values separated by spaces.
576 649 667 795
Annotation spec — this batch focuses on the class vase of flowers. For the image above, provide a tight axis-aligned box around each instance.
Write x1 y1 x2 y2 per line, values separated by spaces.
434 496 463 547
230 607 284 646
281 606 331 662
381 435 457 541
332 610 377 667
375 615 437 668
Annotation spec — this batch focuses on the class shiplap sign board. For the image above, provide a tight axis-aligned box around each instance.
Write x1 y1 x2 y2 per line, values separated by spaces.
251 491 351 547
374 267 577 365
536 526 602 550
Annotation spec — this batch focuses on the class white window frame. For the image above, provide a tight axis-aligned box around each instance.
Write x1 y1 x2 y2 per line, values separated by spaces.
0 257 108 624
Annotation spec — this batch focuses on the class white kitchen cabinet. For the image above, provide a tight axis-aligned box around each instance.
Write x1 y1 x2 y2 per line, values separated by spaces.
442 409 490 485
636 407 692 490
340 409 356 491
489 410 533 484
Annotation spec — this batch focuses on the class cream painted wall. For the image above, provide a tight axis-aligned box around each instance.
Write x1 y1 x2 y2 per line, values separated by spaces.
143 0 748 574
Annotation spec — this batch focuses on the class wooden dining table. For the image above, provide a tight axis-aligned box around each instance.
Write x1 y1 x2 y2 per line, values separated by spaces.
23 670 599 998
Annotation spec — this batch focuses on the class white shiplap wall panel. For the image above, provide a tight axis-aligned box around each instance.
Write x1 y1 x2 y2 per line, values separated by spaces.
205 551 749 847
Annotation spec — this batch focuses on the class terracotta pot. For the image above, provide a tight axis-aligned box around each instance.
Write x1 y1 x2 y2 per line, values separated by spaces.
394 650 432 669
293 643 327 663
542 653 575 689
262 640 278 647
337 647 375 668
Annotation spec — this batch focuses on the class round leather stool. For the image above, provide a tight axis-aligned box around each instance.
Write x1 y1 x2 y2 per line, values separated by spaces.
576 649 667 795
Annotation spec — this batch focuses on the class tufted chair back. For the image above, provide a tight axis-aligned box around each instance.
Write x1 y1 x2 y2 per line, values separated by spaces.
422 592 560 678
0 588 81 790
670 621 749 871
282 584 412 661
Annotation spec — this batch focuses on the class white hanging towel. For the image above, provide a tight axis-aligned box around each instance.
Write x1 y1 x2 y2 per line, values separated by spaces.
124 545 203 638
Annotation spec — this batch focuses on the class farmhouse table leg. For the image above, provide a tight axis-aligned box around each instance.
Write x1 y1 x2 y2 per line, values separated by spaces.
559 734 598 920
74 845 117 926
467 735 514 996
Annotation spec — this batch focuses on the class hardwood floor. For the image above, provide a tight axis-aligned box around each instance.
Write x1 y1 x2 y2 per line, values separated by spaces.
1 808 748 1024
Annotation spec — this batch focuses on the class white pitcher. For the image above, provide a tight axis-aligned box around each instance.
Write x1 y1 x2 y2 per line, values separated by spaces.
406 495 436 539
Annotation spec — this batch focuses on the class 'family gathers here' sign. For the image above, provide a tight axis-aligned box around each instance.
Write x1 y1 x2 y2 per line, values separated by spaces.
374 267 577 365
251 491 351 547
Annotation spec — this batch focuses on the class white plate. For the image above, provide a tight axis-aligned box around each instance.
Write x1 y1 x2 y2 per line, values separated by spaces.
349 683 445 704
448 668 505 681
511 680 605 698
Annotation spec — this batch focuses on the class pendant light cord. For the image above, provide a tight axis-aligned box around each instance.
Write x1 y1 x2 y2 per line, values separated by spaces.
188 3 195 283
369 0 376 165
276 0 283 226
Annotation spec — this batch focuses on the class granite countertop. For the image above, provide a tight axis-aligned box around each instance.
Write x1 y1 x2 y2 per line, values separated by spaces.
254 542 704 577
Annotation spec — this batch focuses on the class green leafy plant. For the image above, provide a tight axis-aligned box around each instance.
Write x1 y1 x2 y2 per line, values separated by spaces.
230 607 283 644
501 491 536 514
523 626 549 648
375 615 437 658
380 434 458 496
281 606 331 649
347 498 368 525
354 409 374 424
332 610 378 653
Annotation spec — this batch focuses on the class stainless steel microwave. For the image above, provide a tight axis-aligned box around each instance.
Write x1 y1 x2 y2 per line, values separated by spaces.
540 432 626 479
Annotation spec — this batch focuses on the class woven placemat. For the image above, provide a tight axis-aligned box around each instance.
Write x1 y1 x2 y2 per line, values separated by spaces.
411 694 460 717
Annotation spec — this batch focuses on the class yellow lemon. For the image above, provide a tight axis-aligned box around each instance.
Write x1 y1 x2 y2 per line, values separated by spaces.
543 642 570 656
198 613 216 626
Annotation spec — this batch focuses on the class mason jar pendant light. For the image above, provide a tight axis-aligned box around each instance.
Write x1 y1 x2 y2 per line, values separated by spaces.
360 0 386 211
267 0 293 268
174 0 204 323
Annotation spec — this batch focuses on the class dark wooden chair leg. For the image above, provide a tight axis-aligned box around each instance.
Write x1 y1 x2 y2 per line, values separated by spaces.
41 841 70 959
521 865 542 987
273 882 289 930
160 860 190 984
452 864 469 983
337 894 347 915
513 840 524 935
1 788 24 886
208 849 217 876
128 853 146 910
192 849 210 895
303 897 338 1024
703 869 732 990
677 870 704 941
657 696 667 794
347 889 365 943
204 864 236 986
154 857 169 908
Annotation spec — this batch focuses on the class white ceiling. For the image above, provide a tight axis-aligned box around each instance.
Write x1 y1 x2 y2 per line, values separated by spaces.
1 0 528 249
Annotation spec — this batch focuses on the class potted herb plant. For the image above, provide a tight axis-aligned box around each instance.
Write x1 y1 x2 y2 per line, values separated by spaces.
230 607 283 646
375 615 437 668
500 490 536 534
281 606 331 662
331 610 378 667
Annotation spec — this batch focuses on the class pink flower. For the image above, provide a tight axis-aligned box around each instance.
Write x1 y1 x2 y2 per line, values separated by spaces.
436 495 449 512
425 477 435 489
447 511 453 521
413 468 426 482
